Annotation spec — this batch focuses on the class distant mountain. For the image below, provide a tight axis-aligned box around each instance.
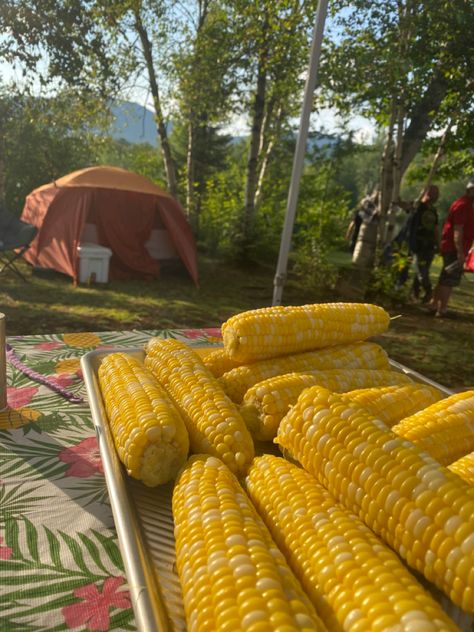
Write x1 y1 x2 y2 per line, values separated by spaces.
108 101 340 153
109 101 160 146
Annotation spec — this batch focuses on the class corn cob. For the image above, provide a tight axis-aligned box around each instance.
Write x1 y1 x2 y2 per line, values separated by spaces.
172 454 327 632
392 391 474 465
98 352 189 487
449 452 474 485
277 385 474 612
144 338 254 477
202 347 244 378
240 369 412 442
221 302 390 362
246 454 460 632
220 341 390 404
341 384 444 428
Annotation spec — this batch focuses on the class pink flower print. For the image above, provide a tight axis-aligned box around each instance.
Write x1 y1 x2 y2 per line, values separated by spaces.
7 386 38 409
62 576 131 631
35 341 63 350
183 329 203 339
202 327 222 338
59 437 104 477
49 373 75 389
0 536 13 560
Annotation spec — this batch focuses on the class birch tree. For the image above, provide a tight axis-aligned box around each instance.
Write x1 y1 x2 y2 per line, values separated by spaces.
320 0 474 245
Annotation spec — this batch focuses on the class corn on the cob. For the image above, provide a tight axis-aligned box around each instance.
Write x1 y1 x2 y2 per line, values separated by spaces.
145 338 254 477
392 391 474 465
202 347 244 377
172 454 327 632
221 302 390 362
240 369 412 442
246 454 460 632
341 384 444 428
98 352 189 486
220 341 390 404
277 385 474 612
449 452 474 485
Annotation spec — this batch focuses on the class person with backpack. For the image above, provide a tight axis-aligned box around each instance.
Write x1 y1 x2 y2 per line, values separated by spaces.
407 185 439 303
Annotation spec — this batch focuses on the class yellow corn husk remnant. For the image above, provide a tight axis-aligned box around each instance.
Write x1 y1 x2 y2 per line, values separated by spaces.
98 353 189 487
240 369 412 442
220 341 390 404
246 454 460 632
449 452 474 485
341 383 444 428
145 338 254 477
277 385 474 612
172 454 327 632
392 391 474 465
202 347 244 377
221 302 390 362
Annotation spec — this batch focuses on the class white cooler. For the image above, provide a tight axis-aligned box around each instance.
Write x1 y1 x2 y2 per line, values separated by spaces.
77 243 113 283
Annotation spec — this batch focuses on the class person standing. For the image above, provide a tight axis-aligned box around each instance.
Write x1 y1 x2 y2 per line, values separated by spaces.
408 185 439 303
429 179 474 317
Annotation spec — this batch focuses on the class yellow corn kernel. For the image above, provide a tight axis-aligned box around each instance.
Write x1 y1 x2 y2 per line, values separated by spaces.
392 391 474 465
277 385 474 612
98 353 189 486
202 348 244 377
246 454 459 631
341 384 444 427
221 302 390 362
240 369 412 442
172 454 326 632
220 341 390 404
449 452 474 485
145 338 254 477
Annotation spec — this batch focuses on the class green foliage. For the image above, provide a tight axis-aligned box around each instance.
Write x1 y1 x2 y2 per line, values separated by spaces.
2 89 110 213
97 138 166 187
198 159 245 257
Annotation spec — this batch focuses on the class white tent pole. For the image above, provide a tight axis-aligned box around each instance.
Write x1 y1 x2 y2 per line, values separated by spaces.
272 0 329 306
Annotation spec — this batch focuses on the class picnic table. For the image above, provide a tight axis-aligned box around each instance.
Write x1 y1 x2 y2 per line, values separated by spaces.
0 327 221 631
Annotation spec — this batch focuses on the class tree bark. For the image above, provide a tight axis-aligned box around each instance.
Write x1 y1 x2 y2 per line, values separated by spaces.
399 68 450 177
134 9 178 199
254 104 282 207
186 117 196 225
378 99 397 245
424 120 452 190
243 54 267 246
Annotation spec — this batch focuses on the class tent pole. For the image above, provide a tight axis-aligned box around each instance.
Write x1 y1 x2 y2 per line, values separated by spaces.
272 0 329 306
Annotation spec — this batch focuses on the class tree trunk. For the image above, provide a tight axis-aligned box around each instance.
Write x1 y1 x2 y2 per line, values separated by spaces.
243 48 268 247
0 131 5 207
254 105 282 207
424 119 453 190
134 9 178 199
391 103 405 211
186 117 196 226
378 99 397 245
399 68 450 177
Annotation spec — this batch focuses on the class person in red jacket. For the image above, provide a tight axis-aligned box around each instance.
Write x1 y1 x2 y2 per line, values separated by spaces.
429 179 474 317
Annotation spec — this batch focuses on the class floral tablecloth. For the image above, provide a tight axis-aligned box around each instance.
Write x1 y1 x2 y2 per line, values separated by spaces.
0 328 221 631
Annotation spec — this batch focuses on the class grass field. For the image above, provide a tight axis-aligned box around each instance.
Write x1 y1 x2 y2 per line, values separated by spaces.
2 255 473 390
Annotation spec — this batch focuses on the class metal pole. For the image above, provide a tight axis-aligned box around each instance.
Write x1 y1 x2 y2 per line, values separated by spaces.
0 313 7 411
272 0 329 306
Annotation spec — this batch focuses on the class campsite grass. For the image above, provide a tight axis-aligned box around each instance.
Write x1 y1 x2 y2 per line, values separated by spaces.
2 255 473 390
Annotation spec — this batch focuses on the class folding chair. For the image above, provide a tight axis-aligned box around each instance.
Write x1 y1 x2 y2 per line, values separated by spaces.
0 206 38 281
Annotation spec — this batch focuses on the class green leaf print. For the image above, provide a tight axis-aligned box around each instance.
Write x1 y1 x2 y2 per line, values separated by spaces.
91 530 124 571
1 517 130 628
0 485 51 525
45 528 63 569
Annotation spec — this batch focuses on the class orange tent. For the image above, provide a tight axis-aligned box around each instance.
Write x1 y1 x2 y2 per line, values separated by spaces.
20 166 199 285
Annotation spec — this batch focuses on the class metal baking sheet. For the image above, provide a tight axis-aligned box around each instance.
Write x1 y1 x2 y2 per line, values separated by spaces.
82 346 473 632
